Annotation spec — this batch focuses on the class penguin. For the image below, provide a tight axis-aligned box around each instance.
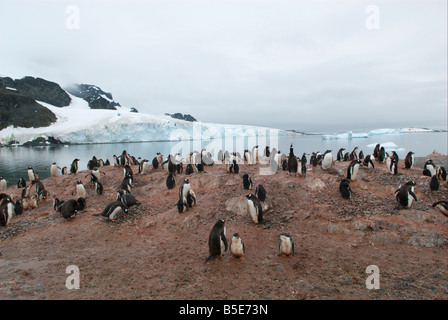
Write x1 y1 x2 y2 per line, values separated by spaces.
270 150 281 173
119 150 128 166
0 178 7 191
363 155 375 169
95 181 103 195
343 152 350 162
179 179 191 205
321 150 333 170
230 233 245 260
337 148 345 162
339 179 354 199
438 166 447 181
61 167 67 175
59 197 86 220
166 172 176 190
32 179 45 195
252 145 259 163
186 190 197 208
395 181 417 208
310 152 317 167
17 178 26 189
176 162 184 174
21 185 32 199
422 169 432 177
53 197 65 212
38 189 50 202
70 158 80 174
242 174 253 190
76 180 87 198
14 199 23 216
377 147 386 163
301 153 307 165
46 162 61 177
373 144 380 159
404 151 415 169
27 166 36 181
113 155 120 166
255 184 266 202
350 147 358 161
117 190 140 208
0 193 11 206
387 157 398 175
95 200 128 221
245 193 263 224
347 160 361 180
29 195 39 209
91 167 105 181
0 198 15 226
287 144 298 176
430 175 440 191
123 165 134 180
206 219 228 262
424 160 437 177
121 175 133 193
264 146 270 158
139 160 151 174
281 159 288 171
152 156 159 169
358 150 364 160
278 233 294 256
432 201 448 217
301 159 307 177
177 197 189 213
185 163 194 175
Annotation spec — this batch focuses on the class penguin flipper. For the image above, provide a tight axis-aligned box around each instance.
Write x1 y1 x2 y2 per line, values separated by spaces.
409 190 418 202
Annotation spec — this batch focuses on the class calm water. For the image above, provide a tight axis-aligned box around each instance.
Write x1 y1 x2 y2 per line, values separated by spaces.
0 131 446 186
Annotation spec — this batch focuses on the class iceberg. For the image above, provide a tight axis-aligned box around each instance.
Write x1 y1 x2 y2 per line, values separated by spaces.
322 128 403 140
368 128 403 136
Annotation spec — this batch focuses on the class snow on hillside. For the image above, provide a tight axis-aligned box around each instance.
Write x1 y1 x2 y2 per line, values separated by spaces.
0 95 291 145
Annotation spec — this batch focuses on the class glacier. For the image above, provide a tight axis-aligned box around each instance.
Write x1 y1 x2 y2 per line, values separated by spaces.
0 94 293 145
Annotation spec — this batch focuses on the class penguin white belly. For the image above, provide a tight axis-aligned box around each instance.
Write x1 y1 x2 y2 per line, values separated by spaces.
108 207 123 220
247 201 258 223
76 185 86 198
352 165 359 180
0 179 6 191
27 170 35 181
4 202 15 225
280 237 293 255
50 165 58 177
322 154 333 170
231 240 244 257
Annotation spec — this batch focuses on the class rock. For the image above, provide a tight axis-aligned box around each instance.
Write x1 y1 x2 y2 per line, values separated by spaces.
168 113 198 122
406 232 448 248
225 197 248 216
13 76 71 107
300 178 326 191
65 83 121 110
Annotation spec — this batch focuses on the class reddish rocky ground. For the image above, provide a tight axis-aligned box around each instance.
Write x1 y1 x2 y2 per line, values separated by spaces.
0 152 447 300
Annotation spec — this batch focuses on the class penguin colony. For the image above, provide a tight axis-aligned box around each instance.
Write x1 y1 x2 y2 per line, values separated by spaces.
0 144 446 264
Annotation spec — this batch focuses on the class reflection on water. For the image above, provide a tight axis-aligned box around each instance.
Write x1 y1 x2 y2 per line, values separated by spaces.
0 132 446 186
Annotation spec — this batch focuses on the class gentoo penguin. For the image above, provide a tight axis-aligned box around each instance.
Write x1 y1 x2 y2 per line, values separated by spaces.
185 164 194 175
0 178 7 191
404 151 415 169
91 167 105 181
70 158 80 174
95 181 103 195
424 160 437 177
358 150 364 160
377 147 386 163
301 153 307 165
230 233 245 260
179 179 191 205
278 233 294 256
245 193 263 224
339 179 354 199
310 152 317 167
14 199 23 216
113 155 120 166
255 184 266 202
61 167 67 175
287 144 298 176
123 165 134 180
121 175 133 193
95 200 128 221
59 197 86 220
321 150 333 170
387 157 398 175
252 145 259 163
17 178 26 189
27 166 36 181
46 162 61 177
363 155 375 169
206 219 228 262
152 156 159 169
430 175 440 191
177 197 188 213
343 152 350 161
373 144 380 159
38 189 50 202
270 150 281 173
32 179 45 195
337 148 345 162
264 146 270 157
242 174 253 190
117 190 139 207
166 172 176 190
53 197 65 212
350 147 358 161
432 201 448 217
395 181 417 208
75 180 87 198
301 159 307 177
0 198 15 226
438 166 447 181
347 160 361 180
186 190 197 208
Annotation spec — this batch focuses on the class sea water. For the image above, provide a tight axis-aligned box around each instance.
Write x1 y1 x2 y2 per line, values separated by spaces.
0 131 446 185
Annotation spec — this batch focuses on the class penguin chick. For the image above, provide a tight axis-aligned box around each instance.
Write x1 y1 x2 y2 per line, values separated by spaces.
432 201 448 217
230 233 245 260
278 233 294 256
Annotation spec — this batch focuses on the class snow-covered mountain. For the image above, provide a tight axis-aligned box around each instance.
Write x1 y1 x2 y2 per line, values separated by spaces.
0 93 292 145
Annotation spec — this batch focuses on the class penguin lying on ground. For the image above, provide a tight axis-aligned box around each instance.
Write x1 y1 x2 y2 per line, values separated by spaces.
58 197 86 220
432 201 448 217
94 200 128 221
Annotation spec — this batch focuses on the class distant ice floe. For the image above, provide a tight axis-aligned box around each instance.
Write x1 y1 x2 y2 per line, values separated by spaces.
322 128 403 140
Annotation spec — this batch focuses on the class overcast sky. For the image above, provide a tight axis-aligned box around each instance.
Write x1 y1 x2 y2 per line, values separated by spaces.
0 0 446 132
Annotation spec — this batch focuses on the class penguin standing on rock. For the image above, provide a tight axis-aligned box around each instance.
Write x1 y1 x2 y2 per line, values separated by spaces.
230 233 245 260
395 181 417 208
278 233 294 256
255 185 266 202
206 219 228 262
70 158 80 174
245 194 263 224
